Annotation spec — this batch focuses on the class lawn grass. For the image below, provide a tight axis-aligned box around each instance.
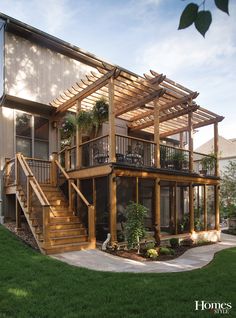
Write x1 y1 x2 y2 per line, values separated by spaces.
0 225 235 318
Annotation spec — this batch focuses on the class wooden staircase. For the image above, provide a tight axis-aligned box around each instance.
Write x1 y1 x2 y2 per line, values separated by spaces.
12 154 96 255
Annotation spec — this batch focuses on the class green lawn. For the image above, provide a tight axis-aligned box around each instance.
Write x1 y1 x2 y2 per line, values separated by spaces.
0 225 235 318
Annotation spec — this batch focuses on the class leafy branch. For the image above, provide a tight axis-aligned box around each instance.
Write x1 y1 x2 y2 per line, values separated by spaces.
178 0 230 37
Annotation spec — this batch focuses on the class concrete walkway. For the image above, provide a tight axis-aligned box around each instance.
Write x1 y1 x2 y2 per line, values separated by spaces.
51 233 236 273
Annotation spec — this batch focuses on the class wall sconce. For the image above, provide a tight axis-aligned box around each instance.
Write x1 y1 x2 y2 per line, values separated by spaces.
52 121 58 129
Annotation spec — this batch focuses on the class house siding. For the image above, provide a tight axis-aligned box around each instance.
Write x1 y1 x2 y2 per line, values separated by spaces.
4 32 95 105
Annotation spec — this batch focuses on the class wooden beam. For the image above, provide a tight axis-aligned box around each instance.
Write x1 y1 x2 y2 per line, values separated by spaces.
55 68 117 114
76 100 82 169
154 178 161 233
128 92 198 122
160 116 224 138
115 88 165 116
215 185 220 231
130 105 199 131
204 184 207 231
109 77 116 162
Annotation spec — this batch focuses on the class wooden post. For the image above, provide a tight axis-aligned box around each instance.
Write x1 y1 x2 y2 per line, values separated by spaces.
180 132 184 148
68 180 73 212
154 99 160 168
15 197 22 231
189 182 194 233
108 77 116 162
76 100 82 169
88 205 96 245
51 152 58 186
174 182 178 234
154 178 161 233
215 184 220 231
92 178 96 222
43 205 50 247
214 122 219 177
136 177 139 204
203 184 207 231
188 111 194 172
65 146 70 171
109 173 117 242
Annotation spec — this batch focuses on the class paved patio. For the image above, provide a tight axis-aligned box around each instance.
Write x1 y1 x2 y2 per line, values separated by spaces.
51 233 236 273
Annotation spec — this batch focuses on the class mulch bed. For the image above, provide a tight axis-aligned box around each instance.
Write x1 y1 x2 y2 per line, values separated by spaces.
3 222 39 251
106 242 215 262
222 229 236 236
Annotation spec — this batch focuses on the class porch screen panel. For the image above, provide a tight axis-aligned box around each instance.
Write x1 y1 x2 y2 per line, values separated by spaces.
16 111 32 157
95 177 109 242
34 116 49 160
176 186 190 234
139 178 155 231
116 177 136 242
194 185 204 231
207 185 216 230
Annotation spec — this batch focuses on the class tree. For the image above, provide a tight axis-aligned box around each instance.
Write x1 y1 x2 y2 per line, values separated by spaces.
220 161 236 217
178 0 230 37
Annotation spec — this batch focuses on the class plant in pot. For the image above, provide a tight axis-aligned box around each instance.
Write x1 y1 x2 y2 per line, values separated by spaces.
60 114 77 147
200 153 216 175
172 150 187 170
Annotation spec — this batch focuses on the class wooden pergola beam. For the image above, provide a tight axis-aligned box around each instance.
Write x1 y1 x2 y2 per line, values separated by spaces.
55 68 118 114
129 105 199 131
160 116 224 138
115 88 165 116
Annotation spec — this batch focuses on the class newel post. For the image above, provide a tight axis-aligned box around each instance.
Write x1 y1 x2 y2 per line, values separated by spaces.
65 146 70 171
51 152 58 186
108 76 116 162
43 205 50 247
88 205 96 246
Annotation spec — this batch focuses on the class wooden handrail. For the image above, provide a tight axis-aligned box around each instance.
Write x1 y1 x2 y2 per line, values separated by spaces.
116 133 155 145
55 160 70 180
71 182 90 207
25 157 51 163
80 134 109 147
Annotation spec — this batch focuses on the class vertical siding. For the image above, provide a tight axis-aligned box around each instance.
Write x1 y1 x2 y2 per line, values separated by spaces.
0 107 14 170
5 32 95 105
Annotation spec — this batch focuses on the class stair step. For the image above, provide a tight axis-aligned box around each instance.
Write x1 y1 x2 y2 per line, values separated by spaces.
43 241 92 254
49 222 84 230
50 216 80 223
50 235 88 245
49 228 87 237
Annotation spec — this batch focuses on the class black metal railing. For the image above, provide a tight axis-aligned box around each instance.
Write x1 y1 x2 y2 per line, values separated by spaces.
80 135 109 168
160 144 190 171
115 134 155 167
25 158 52 184
193 152 216 176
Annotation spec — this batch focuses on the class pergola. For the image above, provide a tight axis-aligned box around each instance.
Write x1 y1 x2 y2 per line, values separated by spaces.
51 63 223 172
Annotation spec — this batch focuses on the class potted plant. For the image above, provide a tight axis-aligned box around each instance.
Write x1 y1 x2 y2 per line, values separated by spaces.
172 150 187 170
60 114 77 146
200 153 216 175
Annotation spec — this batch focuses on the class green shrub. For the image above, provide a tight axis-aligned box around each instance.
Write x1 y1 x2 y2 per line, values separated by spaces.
169 238 179 248
146 248 158 259
159 247 175 255
181 238 194 246
142 242 155 252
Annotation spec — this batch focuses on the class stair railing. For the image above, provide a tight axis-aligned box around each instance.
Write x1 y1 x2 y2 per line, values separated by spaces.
16 153 52 246
53 156 95 244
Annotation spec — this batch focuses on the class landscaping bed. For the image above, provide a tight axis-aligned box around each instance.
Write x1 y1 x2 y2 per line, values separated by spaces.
106 239 215 262
222 229 236 236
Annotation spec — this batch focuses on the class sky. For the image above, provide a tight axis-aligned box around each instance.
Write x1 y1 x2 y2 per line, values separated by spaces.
1 0 236 148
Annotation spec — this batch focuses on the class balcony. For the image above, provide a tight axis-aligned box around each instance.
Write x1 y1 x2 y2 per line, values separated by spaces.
59 134 217 176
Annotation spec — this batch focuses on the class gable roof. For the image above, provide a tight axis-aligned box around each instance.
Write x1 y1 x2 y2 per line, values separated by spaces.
195 136 236 158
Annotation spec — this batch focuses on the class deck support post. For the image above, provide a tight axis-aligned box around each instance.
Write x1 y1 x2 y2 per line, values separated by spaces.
174 182 178 235
154 178 161 233
109 173 117 243
203 185 207 231
214 122 219 177
51 152 58 186
76 100 82 169
215 184 220 231
188 111 194 172
65 146 70 171
15 197 22 231
43 205 50 247
154 99 160 168
108 77 116 163
189 182 194 233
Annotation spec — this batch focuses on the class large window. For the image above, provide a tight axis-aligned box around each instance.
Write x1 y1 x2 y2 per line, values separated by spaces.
15 111 49 159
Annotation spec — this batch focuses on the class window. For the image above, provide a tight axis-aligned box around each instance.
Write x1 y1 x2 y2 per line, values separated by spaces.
15 110 49 159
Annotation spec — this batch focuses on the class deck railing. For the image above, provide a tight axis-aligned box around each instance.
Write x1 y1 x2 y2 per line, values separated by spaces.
115 134 156 167
160 144 190 171
80 135 109 168
25 158 52 184
193 152 216 176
